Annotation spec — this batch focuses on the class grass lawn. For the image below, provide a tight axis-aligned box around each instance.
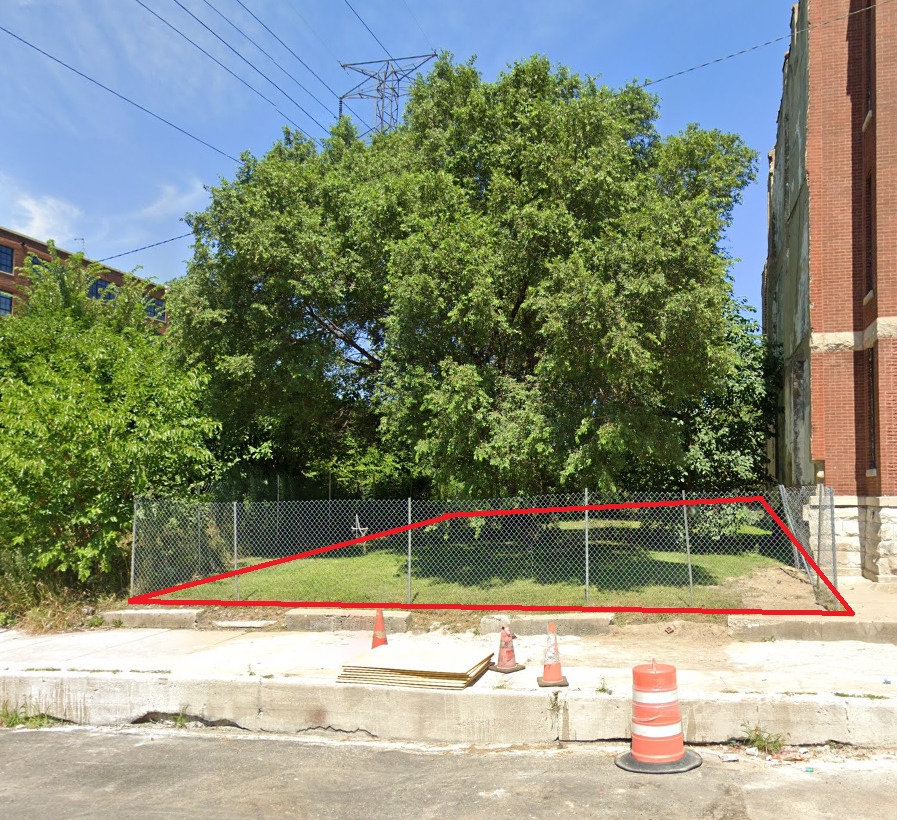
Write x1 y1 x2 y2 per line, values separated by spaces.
151 500 794 609
161 546 781 609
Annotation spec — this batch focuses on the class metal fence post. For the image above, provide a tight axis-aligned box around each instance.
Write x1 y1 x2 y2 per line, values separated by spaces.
829 486 839 602
584 488 590 605
196 502 202 578
275 474 281 555
681 490 695 607
778 485 810 579
233 501 239 601
407 497 412 605
815 482 824 590
130 496 138 599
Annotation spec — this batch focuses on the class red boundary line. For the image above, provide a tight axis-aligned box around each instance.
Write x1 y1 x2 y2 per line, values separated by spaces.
129 495 855 616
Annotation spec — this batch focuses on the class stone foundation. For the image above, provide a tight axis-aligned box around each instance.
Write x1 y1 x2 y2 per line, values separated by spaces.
829 496 897 583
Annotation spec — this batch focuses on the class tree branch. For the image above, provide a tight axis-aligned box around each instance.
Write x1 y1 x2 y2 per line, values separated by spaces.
303 304 382 370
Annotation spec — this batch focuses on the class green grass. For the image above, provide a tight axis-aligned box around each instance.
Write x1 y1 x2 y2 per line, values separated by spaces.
151 505 790 608
163 545 780 608
0 704 61 729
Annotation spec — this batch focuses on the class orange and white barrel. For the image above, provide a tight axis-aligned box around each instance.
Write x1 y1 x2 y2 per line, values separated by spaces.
630 659 685 765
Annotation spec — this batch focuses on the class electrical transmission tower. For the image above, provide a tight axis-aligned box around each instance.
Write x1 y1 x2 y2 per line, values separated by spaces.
339 53 435 134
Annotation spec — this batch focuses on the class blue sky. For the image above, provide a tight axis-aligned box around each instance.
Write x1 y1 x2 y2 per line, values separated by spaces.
0 0 796 310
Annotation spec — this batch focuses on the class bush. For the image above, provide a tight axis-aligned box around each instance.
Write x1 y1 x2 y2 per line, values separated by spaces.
0 248 219 585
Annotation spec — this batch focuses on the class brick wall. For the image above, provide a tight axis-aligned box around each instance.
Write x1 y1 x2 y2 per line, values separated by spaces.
0 225 166 324
803 0 895 497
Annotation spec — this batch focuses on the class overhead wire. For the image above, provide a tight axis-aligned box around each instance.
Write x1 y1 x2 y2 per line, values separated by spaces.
168 0 329 135
230 0 373 131
199 0 331 114
98 233 193 263
343 0 393 59
0 22 239 162
133 0 307 133
284 3 341 64
643 0 893 87
399 0 436 54
22 0 888 272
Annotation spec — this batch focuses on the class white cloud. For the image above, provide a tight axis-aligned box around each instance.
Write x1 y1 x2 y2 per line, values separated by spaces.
139 179 208 221
14 194 83 241
0 174 84 243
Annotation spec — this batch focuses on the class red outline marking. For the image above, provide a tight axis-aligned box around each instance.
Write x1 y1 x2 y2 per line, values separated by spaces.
130 496 854 616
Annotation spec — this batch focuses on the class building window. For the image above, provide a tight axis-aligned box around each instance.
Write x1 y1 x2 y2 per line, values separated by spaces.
865 175 874 293
0 245 13 274
145 297 166 321
866 9 875 113
0 290 12 316
88 278 115 301
868 347 877 469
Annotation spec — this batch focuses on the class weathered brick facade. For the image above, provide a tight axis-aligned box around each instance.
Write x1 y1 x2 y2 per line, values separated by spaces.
764 0 897 581
0 225 166 323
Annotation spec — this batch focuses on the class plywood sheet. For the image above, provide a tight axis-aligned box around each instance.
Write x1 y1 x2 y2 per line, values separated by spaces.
337 644 493 689
342 643 494 676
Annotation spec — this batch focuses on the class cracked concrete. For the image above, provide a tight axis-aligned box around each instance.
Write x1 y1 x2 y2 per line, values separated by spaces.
1 624 896 745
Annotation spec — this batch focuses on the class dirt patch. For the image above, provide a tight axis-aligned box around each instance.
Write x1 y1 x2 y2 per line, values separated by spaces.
195 606 289 630
730 565 824 612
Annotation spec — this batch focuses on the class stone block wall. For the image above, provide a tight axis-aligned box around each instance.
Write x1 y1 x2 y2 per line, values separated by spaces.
829 496 897 583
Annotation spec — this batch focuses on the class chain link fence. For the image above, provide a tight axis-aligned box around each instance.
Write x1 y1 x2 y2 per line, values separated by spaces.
777 484 839 606
130 487 840 610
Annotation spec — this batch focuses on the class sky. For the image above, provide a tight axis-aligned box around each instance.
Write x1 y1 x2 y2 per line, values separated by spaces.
0 0 798 311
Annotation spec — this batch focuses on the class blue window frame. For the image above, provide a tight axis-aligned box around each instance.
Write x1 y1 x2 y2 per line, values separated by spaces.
88 278 115 301
0 290 12 316
0 245 13 274
145 297 166 321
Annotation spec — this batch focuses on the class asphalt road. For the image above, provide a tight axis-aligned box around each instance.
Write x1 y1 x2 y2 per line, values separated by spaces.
1 726 895 820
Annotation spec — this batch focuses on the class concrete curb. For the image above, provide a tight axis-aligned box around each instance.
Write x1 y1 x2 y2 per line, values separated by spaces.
479 613 614 636
285 609 411 633
2 670 895 747
728 616 897 643
101 610 200 629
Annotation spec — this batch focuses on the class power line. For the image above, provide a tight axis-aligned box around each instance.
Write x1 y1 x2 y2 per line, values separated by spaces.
168 0 329 134
644 0 893 88
343 0 393 60
231 0 335 96
282 3 342 65
133 0 307 133
229 0 372 131
399 0 436 54
98 233 193 262
0 22 239 163
200 0 331 114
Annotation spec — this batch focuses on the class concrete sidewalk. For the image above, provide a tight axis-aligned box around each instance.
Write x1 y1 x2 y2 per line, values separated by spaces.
1 616 896 747
729 576 897 642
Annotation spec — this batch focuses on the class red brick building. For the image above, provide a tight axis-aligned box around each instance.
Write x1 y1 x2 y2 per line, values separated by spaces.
763 0 896 580
0 225 166 322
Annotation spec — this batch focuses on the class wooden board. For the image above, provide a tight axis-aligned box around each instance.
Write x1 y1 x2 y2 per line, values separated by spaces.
337 675 474 689
342 643 494 676
337 644 494 690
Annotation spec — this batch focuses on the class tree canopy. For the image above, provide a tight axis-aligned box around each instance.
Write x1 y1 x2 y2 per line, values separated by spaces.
0 250 218 582
173 54 762 497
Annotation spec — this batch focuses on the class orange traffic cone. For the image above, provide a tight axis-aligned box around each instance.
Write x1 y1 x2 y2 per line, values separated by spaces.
488 625 525 673
371 608 387 649
536 622 568 687
615 659 702 774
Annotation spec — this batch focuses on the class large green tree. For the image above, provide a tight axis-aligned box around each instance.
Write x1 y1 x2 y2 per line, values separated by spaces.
0 250 219 583
173 54 759 497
